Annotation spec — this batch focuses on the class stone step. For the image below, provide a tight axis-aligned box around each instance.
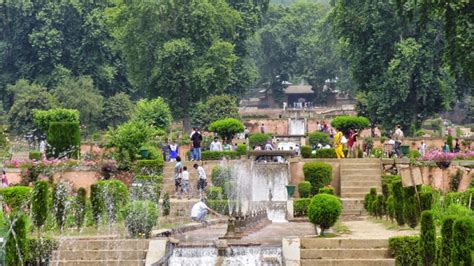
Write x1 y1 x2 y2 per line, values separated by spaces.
53 250 146 261
301 238 389 249
301 258 395 266
339 175 381 182
58 240 149 251
341 187 379 194
339 192 367 199
300 248 390 259
50 260 144 266
342 180 381 187
340 164 381 169
341 199 364 210
340 169 381 176
341 210 367 216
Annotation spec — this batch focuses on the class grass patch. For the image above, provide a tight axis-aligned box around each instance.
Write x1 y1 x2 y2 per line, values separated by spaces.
335 222 351 234
368 217 419 231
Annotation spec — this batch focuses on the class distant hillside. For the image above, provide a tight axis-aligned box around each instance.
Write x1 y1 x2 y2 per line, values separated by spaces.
271 0 330 6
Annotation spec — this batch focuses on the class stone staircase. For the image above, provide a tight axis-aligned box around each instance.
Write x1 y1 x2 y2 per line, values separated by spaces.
300 238 394 266
51 239 149 266
339 159 382 217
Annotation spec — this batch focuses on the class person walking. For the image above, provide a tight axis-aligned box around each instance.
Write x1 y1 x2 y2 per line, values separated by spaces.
191 129 203 161
194 164 207 194
334 130 345 159
393 125 404 157
190 198 221 225
39 139 46 159
260 123 266 134
1 170 9 188
454 138 461 153
350 129 359 158
419 141 427 156
182 166 191 199
174 156 183 196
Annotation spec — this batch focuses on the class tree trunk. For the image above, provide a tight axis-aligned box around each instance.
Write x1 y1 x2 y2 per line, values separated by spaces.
183 115 191 134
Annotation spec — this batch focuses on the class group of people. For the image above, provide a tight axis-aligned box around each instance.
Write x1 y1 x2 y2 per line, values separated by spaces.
209 137 238 152
174 156 208 199
283 101 314 110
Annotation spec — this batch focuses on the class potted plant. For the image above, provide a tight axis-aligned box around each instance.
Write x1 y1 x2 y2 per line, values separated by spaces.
286 184 296 198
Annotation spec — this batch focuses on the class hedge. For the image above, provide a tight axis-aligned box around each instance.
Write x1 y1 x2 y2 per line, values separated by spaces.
0 186 32 210
29 151 41 161
392 180 405 226
439 216 455 266
33 108 80 133
389 236 421 266
375 194 385 218
330 115 370 134
47 122 81 159
301 145 312 158
134 159 164 175
419 211 436 266
96 180 129 222
403 186 419 228
134 174 164 184
90 184 103 226
53 182 68 230
31 180 49 228
298 181 312 198
125 200 158 238
420 191 433 212
211 165 232 188
74 187 87 229
303 162 332 195
313 148 337 158
452 217 474 265
308 194 342 235
201 151 239 160
236 144 247 156
319 186 335 195
308 132 330 146
386 195 395 221
6 213 29 266
294 198 311 217
25 237 59 265
248 133 272 147
364 187 377 213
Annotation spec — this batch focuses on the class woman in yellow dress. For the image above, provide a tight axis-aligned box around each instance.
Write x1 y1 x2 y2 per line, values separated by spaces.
334 130 345 159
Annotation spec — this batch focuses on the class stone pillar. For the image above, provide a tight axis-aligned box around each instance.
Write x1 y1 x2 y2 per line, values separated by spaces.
286 199 294 220
282 237 300 266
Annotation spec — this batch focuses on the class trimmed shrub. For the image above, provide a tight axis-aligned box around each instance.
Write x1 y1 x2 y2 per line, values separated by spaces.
386 195 395 221
208 118 244 141
298 181 312 198
408 150 421 159
25 237 59 265
53 182 69 230
162 192 170 217
248 133 272 147
419 211 436 266
308 132 330 146
208 187 223 200
96 180 129 222
134 159 164 175
33 108 80 133
389 236 421 266
6 213 29 266
236 144 247 156
330 115 370 134
303 162 332 195
301 145 312 158
125 200 158 238
382 175 399 199
294 198 311 217
403 186 419 228
74 187 87 229
449 169 462 192
420 191 433 212
0 186 32 210
29 151 41 161
447 135 453 151
211 165 232 188
201 151 239 160
364 187 377 212
90 184 103 226
375 195 385 218
313 148 337 158
444 192 465 206
47 122 81 159
32 181 49 229
452 217 474 266
307 194 342 235
392 180 405 226
439 216 455 266
319 186 335 195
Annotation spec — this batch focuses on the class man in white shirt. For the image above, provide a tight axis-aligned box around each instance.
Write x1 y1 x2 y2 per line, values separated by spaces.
191 199 221 225
393 125 404 157
194 164 207 193
209 137 222 151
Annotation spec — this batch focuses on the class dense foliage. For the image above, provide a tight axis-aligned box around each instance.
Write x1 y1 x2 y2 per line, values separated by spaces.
47 122 81 159
133 97 172 130
330 116 370 134
31 181 49 229
208 118 244 141
191 95 240 130
308 132 330 146
125 200 158 238
389 236 421 266
33 108 80 133
248 133 272 147
298 181 312 198
0 186 32 210
419 211 436 266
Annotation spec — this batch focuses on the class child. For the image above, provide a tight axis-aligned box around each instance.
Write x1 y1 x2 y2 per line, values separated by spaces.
182 166 190 199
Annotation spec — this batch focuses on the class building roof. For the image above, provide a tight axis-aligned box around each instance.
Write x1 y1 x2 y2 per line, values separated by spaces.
284 85 314 94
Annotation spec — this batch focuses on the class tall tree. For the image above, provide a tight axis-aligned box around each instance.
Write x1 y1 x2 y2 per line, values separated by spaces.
111 0 241 130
